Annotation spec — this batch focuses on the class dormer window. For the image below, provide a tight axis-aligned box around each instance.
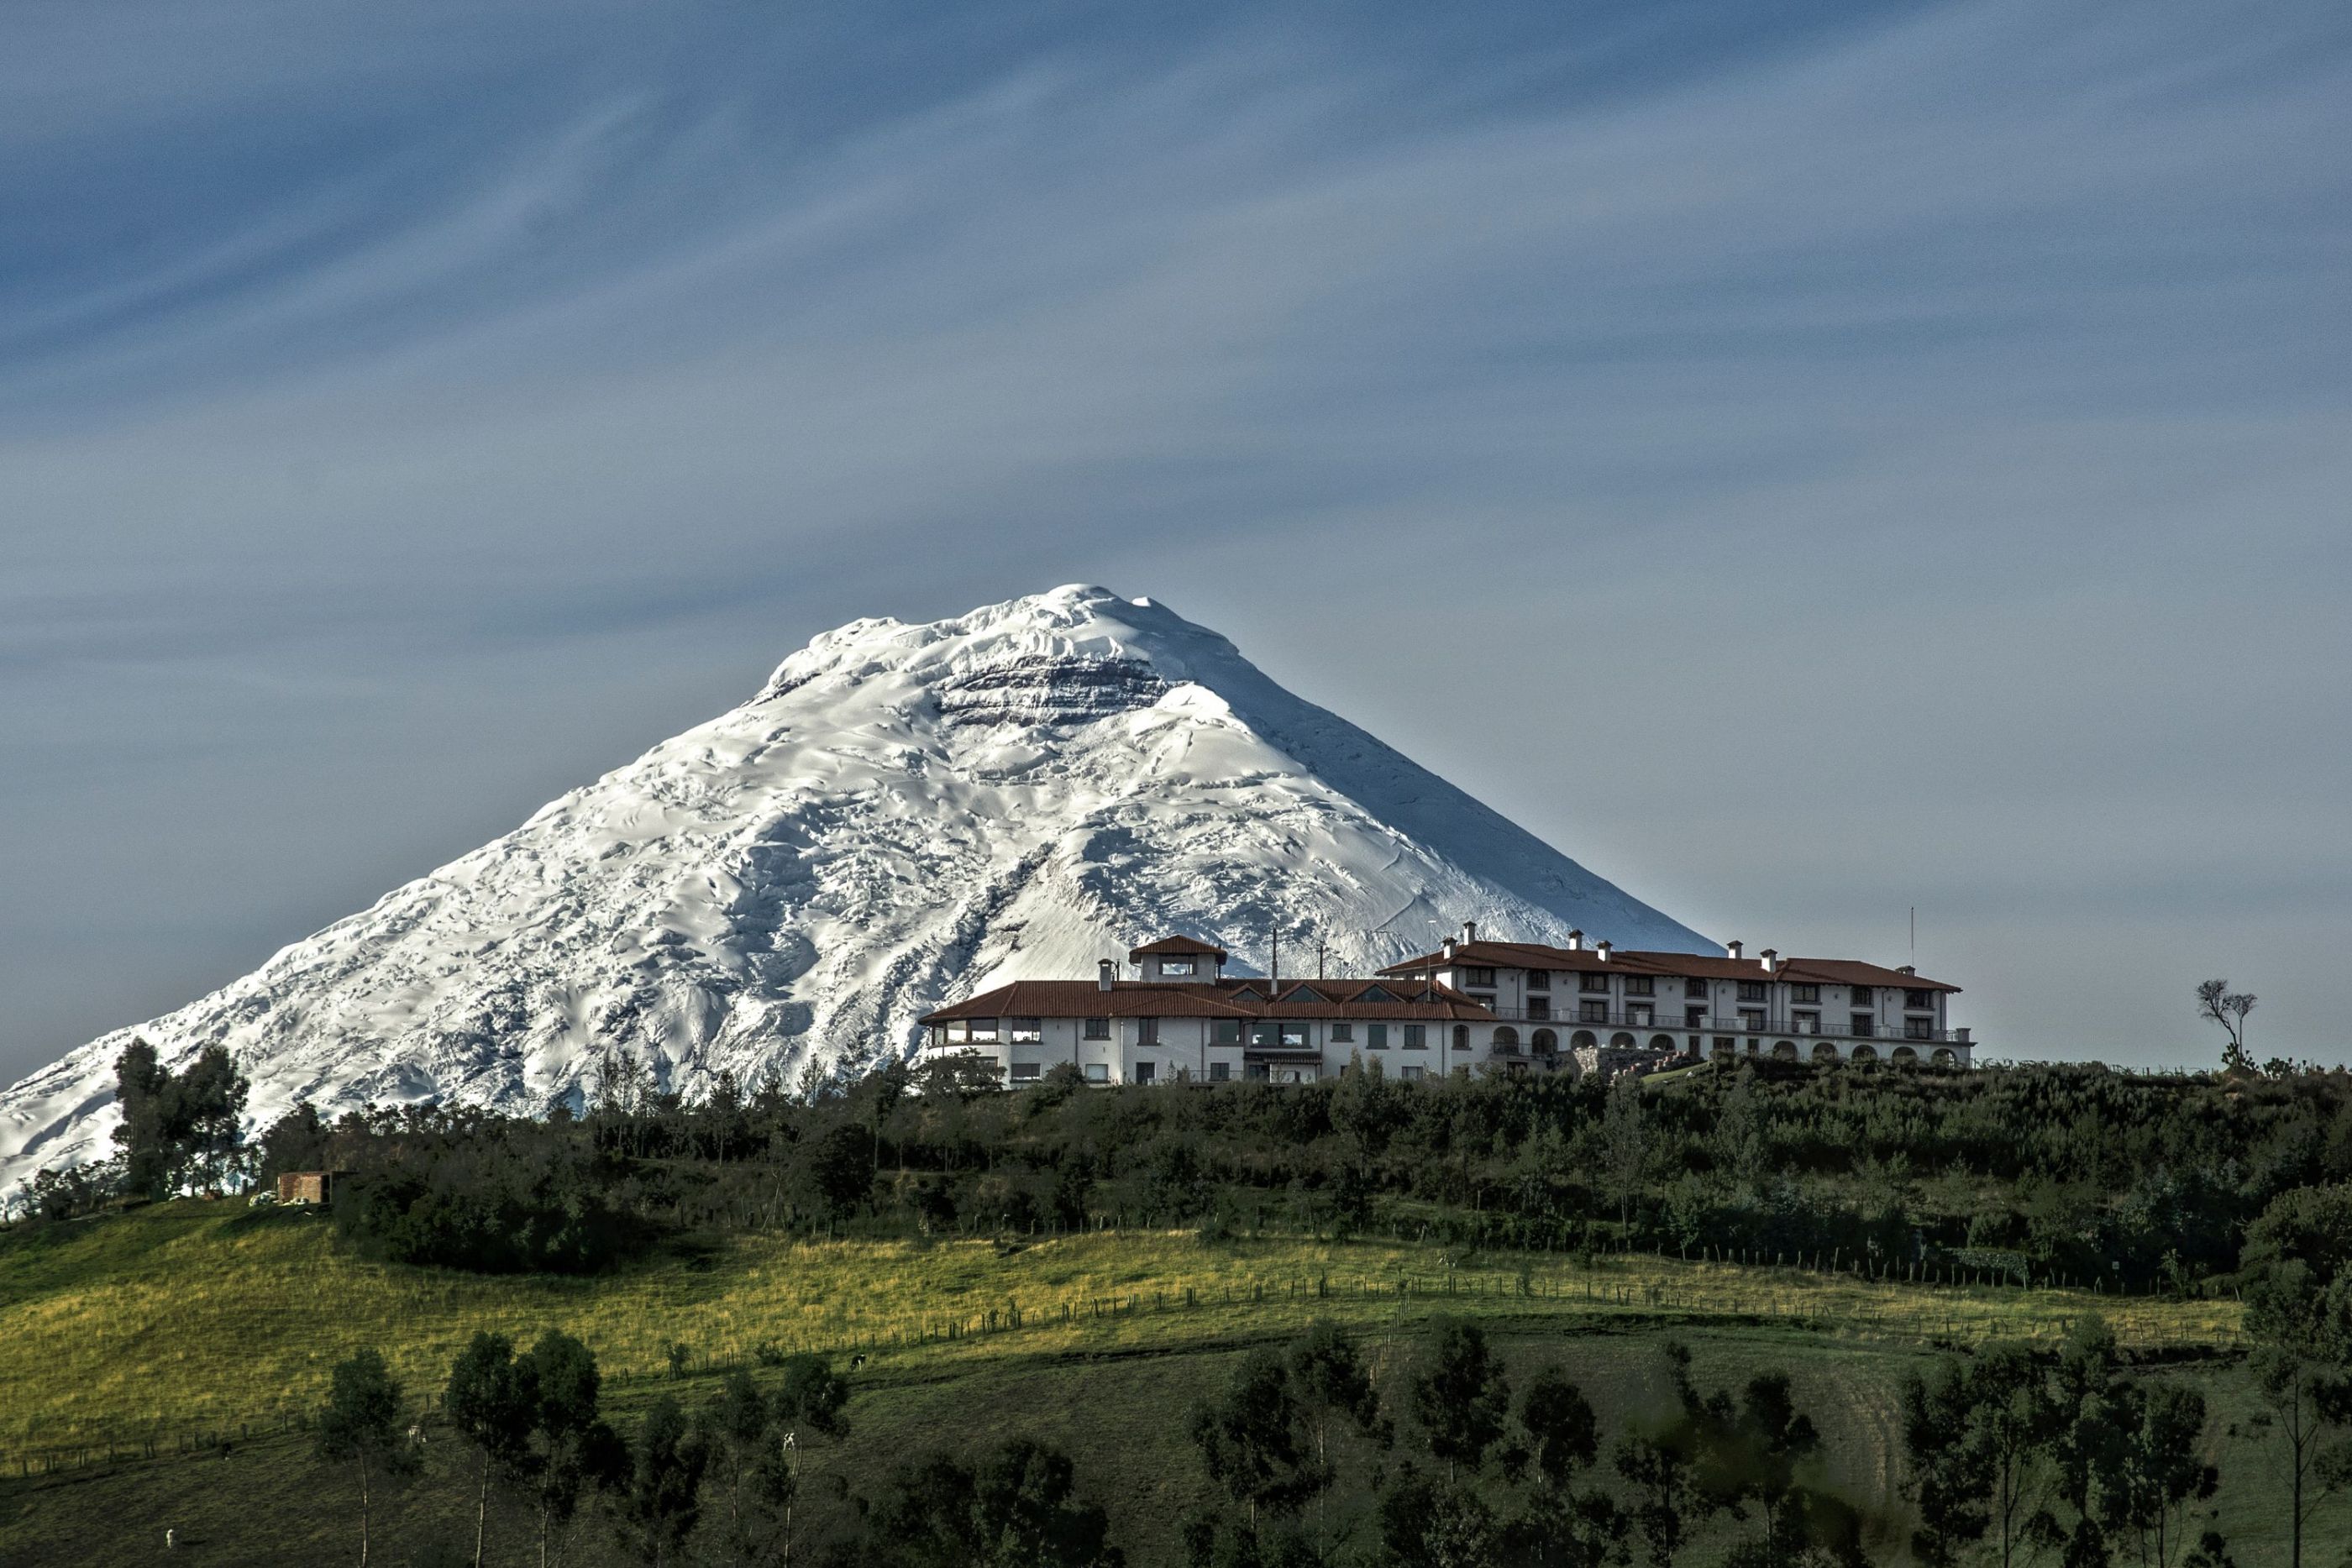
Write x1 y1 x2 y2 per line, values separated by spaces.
1163 957 1194 977
1229 985 1263 1002
1358 984 1396 1003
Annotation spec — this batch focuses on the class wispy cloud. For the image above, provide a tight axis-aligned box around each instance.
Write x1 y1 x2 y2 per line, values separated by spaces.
1 0 2347 1072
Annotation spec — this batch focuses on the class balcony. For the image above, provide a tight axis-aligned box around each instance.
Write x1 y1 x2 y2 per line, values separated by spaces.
1474 1006 1963 1044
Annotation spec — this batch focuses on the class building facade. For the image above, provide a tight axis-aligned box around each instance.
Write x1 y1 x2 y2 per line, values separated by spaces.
1381 926 1971 1069
918 929 1972 1083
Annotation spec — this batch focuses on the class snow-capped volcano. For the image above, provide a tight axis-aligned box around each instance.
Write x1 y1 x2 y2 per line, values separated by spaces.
0 585 1715 1189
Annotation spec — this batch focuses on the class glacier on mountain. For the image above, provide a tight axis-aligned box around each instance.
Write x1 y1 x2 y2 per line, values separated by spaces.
0 585 1716 1191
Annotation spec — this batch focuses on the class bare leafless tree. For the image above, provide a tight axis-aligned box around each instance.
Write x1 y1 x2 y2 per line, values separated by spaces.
2197 978 2256 1072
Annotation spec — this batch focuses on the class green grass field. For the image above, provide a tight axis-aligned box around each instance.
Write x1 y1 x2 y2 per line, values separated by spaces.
0 1200 2320 1566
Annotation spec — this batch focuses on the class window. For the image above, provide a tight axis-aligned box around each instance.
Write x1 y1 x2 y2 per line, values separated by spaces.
1580 973 1609 994
1366 1024 1389 1049
1791 984 1819 1004
1625 976 1655 997
1280 1023 1310 1048
1714 1036 1735 1053
1404 1025 1427 1049
1011 1062 1042 1080
1525 968 1551 990
1452 1025 1471 1051
1851 1015 1874 1037
1134 1062 1157 1083
1213 1019 1242 1045
1850 986 1873 1006
1686 1006 1708 1028
1284 985 1325 1004
1460 966 1496 989
1083 1017 1110 1040
1331 1022 1353 1042
1137 1017 1160 1045
1737 981 1768 1003
1904 1018 1933 1041
1579 999 1607 1023
1084 1062 1108 1082
1210 1062 1231 1082
1905 989 1933 1010
1685 978 1709 999
1627 1004 1653 1026
1794 1012 1818 1034
1251 1022 1280 1048
970 1019 1000 1042
1359 984 1396 1003
1229 985 1263 1002
1740 1009 1766 1031
1163 958 1194 976
1011 1018 1042 1042
1525 998 1551 1020
1401 1065 1426 1082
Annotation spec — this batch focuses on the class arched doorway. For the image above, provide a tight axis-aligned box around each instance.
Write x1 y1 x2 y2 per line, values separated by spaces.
1771 1040 1798 1062
1891 1046 1919 1067
1649 1034 1677 1054
1571 1030 1598 1051
1609 1032 1635 1050
1931 1047 1957 1067
1531 1029 1558 1056
1849 1043 1877 1064
1492 1026 1520 1056
1811 1041 1840 1064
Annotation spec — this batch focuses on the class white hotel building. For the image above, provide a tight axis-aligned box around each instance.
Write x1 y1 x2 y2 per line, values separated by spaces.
919 929 1971 1085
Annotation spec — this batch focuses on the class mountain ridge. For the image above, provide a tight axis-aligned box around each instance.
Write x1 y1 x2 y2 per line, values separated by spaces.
0 585 1716 1191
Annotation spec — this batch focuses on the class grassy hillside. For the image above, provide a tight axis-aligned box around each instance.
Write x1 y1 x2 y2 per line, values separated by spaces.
0 1199 2307 1565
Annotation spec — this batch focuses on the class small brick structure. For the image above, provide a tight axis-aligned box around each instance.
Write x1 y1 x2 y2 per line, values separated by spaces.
276 1171 337 1205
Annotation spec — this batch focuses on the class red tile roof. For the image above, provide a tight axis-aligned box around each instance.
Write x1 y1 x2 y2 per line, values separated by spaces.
1378 940 1959 994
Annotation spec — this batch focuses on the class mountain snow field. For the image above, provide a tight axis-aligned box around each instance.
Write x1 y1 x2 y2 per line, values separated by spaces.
0 585 1715 1191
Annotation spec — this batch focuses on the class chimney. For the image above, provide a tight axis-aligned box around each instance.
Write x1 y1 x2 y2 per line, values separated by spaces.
1760 948 1779 973
1594 941 1612 962
1441 936 1458 962
1898 965 1916 976
1725 941 1743 962
1566 929 1583 952
1097 959 1115 994
1462 920 1478 944
1955 1028 1971 1045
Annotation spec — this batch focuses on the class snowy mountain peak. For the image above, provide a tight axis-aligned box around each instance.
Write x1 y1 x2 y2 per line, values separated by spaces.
0 587 1716 1190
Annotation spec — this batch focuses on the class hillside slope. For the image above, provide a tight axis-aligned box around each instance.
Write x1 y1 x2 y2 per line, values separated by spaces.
0 585 1713 1186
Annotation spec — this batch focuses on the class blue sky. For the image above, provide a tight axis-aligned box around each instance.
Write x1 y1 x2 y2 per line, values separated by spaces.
3 0 2348 1079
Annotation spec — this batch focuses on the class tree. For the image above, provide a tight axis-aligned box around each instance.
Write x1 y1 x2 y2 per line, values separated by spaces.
702 1369 800 1568
773 1351 851 1438
1511 1369 1627 1568
851 1438 1123 1568
176 1043 251 1193
113 1040 174 1200
2243 1184 2352 1568
1409 1317 1512 1481
517 1330 623 1568
445 1331 537 1568
617 1394 710 1568
2195 980 2256 1072
1287 1321 1386 1555
2122 1382 2218 1568
1901 1343 2060 1568
315 1348 417 1568
1601 1078 1649 1235
1373 1470 1499 1568
1520 1367 1600 1487
1189 1348 1315 1527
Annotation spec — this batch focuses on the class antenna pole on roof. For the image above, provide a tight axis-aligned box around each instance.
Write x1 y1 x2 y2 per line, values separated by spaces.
1317 938 1326 980
1269 924 1278 994
1910 906 1915 954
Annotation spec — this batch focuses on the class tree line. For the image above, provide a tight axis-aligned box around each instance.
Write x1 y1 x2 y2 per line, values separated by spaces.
312 1332 1119 1568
